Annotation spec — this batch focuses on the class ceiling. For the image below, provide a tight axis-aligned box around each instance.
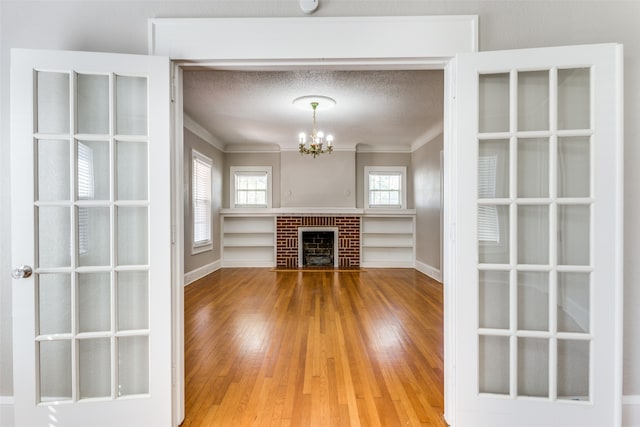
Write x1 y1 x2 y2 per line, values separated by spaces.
182 69 444 152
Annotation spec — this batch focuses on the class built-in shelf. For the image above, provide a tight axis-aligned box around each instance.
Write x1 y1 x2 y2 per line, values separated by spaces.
361 215 415 268
221 216 276 267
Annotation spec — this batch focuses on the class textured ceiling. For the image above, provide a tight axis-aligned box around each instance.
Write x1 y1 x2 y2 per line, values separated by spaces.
183 69 444 152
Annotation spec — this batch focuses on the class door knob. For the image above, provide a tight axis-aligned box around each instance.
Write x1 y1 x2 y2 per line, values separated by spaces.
12 265 33 279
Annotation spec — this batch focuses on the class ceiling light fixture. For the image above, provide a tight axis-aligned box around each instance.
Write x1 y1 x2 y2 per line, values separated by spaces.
294 95 335 159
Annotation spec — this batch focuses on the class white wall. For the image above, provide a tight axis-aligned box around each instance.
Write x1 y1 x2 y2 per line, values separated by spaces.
2 0 640 420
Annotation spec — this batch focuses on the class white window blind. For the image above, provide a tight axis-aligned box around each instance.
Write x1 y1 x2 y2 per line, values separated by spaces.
77 142 95 254
478 155 500 243
192 151 212 249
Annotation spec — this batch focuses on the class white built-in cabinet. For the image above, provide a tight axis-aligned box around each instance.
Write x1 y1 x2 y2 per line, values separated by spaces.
220 211 416 268
360 215 415 268
221 215 276 267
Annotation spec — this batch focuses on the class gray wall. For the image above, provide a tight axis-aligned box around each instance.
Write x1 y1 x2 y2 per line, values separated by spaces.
412 136 443 272
2 0 640 403
183 129 223 273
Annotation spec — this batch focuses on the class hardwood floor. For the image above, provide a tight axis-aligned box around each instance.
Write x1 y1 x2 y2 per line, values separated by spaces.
182 268 446 427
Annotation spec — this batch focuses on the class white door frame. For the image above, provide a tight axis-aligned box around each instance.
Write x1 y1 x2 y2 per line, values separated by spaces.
150 16 479 426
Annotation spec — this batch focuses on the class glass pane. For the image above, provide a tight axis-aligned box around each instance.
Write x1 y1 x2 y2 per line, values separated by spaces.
478 139 509 199
37 71 70 134
77 207 110 267
518 205 549 265
77 74 109 134
118 271 148 330
478 205 510 264
37 139 70 201
518 271 549 331
39 340 72 402
479 73 509 133
38 206 71 268
38 274 71 335
78 272 111 333
79 338 111 399
518 337 548 397
117 207 148 265
117 141 148 200
518 138 549 198
116 76 147 135
479 335 509 394
558 272 590 333
558 68 590 130
558 340 590 400
518 70 549 132
558 137 590 198
77 140 110 201
118 336 149 396
479 270 510 329
558 205 590 265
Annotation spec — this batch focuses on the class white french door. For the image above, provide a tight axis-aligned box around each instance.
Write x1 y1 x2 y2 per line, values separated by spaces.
453 44 623 426
10 49 172 426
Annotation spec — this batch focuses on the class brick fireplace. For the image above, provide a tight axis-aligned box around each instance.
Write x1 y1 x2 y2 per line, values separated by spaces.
276 216 360 268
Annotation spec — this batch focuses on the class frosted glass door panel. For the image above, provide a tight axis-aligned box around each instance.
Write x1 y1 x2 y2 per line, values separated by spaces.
518 70 549 131
557 272 590 333
558 137 590 198
479 270 509 329
37 71 69 134
558 205 590 265
116 76 147 136
118 336 149 396
558 68 591 130
39 340 72 402
77 74 109 134
37 139 70 201
518 138 549 198
78 272 111 333
479 73 509 133
79 338 111 399
78 207 110 266
117 141 148 200
38 207 71 268
479 335 509 394
518 338 549 397
38 274 71 335
518 205 549 265
478 205 509 264
77 140 110 201
117 207 148 265
557 340 590 400
478 139 509 198
518 271 549 331
117 271 149 330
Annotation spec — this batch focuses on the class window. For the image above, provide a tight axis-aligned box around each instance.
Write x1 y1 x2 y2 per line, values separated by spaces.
230 166 272 208
365 166 407 209
77 142 95 254
192 150 213 253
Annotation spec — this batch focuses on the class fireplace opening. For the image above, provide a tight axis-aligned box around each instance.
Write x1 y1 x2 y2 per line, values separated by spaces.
298 227 339 267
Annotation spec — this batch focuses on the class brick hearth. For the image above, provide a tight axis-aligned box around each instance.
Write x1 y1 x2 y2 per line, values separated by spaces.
276 216 360 268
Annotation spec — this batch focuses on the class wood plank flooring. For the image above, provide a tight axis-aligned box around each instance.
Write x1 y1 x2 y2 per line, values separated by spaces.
182 268 446 426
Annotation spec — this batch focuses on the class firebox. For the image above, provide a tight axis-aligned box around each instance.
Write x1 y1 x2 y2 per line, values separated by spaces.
298 227 339 267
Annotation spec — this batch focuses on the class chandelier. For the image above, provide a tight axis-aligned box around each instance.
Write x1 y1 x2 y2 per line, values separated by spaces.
294 95 335 158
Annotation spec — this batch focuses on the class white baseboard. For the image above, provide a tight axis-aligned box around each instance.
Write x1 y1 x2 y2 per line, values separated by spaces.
361 261 415 269
184 259 221 286
624 395 640 427
415 260 442 282
0 396 14 427
222 260 275 268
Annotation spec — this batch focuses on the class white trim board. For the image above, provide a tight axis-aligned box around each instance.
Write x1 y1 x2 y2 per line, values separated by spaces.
184 260 221 286
415 260 443 282
623 395 640 427
0 396 15 427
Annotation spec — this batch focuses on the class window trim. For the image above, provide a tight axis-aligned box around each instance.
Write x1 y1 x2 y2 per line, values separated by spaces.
364 166 407 210
230 166 272 209
192 149 213 254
